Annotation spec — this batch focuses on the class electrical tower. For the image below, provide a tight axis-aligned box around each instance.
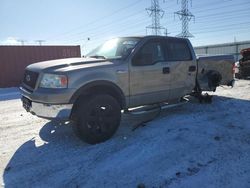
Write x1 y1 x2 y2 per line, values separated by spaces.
175 0 195 38
146 0 165 36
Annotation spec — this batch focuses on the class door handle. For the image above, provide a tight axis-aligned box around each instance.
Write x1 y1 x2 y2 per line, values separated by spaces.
189 65 196 72
163 67 170 74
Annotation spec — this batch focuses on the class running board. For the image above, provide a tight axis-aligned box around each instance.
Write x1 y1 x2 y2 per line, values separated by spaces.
124 97 189 115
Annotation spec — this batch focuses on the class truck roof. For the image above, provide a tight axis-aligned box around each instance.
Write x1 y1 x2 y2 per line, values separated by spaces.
119 35 189 41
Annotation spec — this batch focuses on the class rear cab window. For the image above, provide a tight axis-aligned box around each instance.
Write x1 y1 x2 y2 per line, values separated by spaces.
164 38 193 61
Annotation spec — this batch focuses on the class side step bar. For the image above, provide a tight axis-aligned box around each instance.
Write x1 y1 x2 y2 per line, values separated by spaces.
124 97 189 115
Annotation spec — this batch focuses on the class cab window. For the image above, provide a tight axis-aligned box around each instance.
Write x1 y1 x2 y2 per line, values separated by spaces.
132 41 164 66
165 39 192 61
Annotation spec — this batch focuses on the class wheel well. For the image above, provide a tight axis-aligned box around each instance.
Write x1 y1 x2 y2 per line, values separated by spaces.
207 70 222 88
70 82 126 118
80 85 125 107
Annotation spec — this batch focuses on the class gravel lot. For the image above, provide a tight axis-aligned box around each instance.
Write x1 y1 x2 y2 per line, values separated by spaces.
1 80 250 188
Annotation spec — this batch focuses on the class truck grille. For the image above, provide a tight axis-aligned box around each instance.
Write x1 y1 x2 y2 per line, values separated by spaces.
23 70 39 90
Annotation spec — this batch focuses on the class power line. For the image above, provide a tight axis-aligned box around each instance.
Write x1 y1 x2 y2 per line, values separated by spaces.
65 17 249 45
186 0 234 9
66 19 149 43
163 11 249 29
196 8 249 19
78 18 250 47
169 21 250 35
193 2 250 14
190 28 250 43
64 11 249 45
163 1 250 25
46 0 144 41
46 1 250 48
192 23 250 35
59 10 146 42
53 1 248 42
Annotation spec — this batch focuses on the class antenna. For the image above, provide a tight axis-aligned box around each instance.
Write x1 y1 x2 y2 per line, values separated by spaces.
174 0 195 38
146 0 165 35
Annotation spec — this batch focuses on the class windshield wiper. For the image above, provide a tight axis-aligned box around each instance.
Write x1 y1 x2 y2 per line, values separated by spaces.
89 55 107 59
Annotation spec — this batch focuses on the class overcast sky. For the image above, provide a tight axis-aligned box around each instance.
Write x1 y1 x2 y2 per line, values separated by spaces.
0 0 249 54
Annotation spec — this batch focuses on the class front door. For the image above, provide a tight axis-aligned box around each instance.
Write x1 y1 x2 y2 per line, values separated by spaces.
129 39 171 107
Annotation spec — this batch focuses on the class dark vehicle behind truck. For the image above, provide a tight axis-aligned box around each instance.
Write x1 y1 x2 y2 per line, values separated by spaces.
238 48 250 79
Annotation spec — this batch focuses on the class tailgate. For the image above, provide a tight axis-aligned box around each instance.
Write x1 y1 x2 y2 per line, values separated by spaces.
197 55 234 91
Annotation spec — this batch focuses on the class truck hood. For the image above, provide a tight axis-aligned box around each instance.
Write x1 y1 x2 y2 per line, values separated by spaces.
26 57 113 72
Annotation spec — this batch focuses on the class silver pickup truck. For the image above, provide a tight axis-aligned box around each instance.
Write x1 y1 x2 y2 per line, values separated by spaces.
20 36 235 144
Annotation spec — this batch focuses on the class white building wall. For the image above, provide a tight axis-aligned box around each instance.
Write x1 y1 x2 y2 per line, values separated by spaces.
194 41 250 61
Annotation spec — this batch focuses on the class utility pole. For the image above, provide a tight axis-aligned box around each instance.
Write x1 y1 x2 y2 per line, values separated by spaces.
18 40 27 45
146 0 165 35
35 40 46 46
164 28 170 36
81 37 90 56
175 0 195 38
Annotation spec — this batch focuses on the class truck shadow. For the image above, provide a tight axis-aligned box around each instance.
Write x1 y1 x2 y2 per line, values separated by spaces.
2 116 138 187
3 95 250 187
0 90 20 101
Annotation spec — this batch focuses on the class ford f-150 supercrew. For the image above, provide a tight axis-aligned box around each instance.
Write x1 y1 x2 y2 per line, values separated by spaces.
20 36 235 144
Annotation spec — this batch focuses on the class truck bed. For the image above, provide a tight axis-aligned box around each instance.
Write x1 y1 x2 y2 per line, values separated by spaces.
197 55 234 91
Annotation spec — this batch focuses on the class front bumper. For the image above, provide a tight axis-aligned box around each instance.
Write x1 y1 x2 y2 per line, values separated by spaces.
21 96 73 120
20 85 75 120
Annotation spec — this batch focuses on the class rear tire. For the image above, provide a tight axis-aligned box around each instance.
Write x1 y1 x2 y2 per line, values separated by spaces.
73 94 121 144
235 73 242 79
207 71 222 88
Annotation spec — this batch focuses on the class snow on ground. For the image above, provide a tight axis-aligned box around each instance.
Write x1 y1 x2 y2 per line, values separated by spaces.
0 80 250 188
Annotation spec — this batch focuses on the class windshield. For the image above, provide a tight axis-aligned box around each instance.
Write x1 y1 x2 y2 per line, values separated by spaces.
86 38 140 59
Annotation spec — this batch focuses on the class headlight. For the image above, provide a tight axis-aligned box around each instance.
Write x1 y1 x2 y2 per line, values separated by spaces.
39 73 68 88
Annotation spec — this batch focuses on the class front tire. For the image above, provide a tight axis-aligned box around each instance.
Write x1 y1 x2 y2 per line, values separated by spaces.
73 94 121 144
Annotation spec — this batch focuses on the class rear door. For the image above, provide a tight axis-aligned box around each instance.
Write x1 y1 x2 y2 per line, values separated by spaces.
164 38 196 100
129 39 171 107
